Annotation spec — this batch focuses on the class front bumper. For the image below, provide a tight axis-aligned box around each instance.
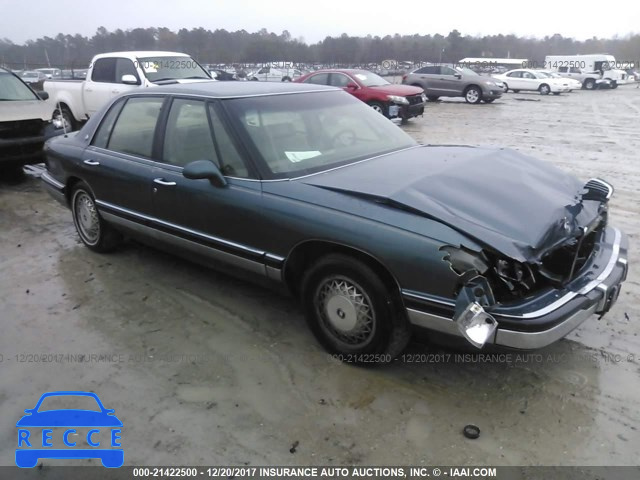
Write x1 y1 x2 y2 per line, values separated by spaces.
404 226 629 350
0 123 64 168
389 102 425 119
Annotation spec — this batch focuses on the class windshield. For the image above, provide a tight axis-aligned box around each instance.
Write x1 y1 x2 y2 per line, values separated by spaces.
138 56 210 82
0 72 39 101
224 90 416 179
351 70 390 87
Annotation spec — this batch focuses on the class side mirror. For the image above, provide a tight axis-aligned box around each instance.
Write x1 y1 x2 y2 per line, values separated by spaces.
346 82 358 90
454 73 462 79
37 91 49 100
183 160 227 187
121 74 140 85
24 409 34 414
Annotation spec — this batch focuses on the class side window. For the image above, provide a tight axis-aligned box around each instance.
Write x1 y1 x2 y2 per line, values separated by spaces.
163 99 217 167
523 72 535 79
570 67 581 73
257 67 270 74
115 58 139 84
507 71 521 78
91 58 116 83
558 67 568 73
92 99 125 148
417 66 439 74
107 97 164 158
441 67 457 75
208 104 250 178
329 73 351 87
304 73 329 85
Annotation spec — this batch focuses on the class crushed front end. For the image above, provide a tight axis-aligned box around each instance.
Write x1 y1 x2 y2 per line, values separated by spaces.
406 178 629 349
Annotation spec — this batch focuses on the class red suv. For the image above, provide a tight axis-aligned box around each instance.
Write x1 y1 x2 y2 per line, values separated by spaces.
295 69 425 122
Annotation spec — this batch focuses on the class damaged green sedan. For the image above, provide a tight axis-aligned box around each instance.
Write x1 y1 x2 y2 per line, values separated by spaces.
41 82 629 359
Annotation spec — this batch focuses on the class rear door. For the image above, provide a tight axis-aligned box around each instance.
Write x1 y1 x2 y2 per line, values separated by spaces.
82 95 164 217
505 70 524 89
412 66 441 94
150 98 267 272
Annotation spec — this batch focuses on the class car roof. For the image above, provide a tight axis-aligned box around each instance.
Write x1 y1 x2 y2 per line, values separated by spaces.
305 69 373 75
130 81 341 99
93 51 191 61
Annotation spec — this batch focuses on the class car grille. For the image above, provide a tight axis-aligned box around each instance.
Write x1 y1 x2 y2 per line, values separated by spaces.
0 119 46 140
407 94 424 105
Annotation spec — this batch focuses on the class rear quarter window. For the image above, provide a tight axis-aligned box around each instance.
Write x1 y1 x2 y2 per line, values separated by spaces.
107 97 164 158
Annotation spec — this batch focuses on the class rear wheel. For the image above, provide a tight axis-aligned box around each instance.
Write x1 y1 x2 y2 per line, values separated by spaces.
539 83 551 95
608 80 618 89
584 79 595 90
53 105 75 131
502 83 509 92
512 89 520 93
464 86 482 104
282 76 291 82
552 92 561 95
71 182 122 252
301 254 411 361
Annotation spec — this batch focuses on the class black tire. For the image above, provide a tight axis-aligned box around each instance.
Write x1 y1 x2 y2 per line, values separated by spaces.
368 101 387 117
552 92 561 95
483 98 495 103
464 86 482 104
513 89 520 93
539 83 551 95
282 76 291 82
71 182 122 252
502 83 509 92
609 80 618 89
301 254 411 361
584 79 595 90
427 95 439 102
53 105 76 131
250 77 259 81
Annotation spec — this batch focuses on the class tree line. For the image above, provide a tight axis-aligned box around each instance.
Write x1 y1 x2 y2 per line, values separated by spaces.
1 26 639 70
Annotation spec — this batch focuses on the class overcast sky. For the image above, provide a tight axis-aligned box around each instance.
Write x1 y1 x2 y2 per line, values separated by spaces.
1 0 638 44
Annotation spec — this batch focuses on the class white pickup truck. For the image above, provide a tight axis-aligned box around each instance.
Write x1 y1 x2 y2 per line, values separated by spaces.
44 51 212 130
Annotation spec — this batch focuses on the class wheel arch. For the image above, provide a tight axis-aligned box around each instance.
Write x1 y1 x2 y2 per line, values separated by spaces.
64 175 86 205
283 240 404 305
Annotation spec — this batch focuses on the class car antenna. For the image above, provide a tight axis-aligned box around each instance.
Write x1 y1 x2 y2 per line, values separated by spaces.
57 100 68 136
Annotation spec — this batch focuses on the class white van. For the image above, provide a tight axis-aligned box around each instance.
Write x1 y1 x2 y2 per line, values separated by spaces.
544 54 627 88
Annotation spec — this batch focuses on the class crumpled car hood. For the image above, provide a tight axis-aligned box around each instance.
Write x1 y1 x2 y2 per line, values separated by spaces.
301 145 601 262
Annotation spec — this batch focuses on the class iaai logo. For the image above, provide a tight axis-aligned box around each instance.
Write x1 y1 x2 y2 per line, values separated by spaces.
16 391 123 468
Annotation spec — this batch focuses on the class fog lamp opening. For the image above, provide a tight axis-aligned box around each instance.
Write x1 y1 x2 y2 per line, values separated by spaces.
455 302 498 348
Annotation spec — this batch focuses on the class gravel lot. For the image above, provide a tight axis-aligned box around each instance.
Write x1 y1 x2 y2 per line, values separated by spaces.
0 85 638 467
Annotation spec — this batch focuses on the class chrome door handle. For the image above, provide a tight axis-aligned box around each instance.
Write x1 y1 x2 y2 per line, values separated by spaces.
153 178 177 186
83 159 100 166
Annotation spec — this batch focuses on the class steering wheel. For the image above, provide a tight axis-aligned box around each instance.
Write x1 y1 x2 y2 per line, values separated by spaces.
331 129 357 147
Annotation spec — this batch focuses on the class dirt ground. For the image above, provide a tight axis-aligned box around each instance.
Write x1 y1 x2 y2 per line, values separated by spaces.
0 85 638 468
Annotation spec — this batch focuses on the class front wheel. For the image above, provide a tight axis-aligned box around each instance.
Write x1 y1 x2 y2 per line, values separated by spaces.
368 101 387 117
539 84 551 95
301 254 411 361
464 86 482 104
584 79 595 90
502 83 509 92
552 92 561 95
71 182 122 252
281 76 291 82
608 80 618 89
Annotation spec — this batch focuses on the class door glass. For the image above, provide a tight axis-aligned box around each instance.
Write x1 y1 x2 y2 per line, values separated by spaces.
91 58 116 83
163 99 218 167
92 99 126 148
329 74 351 87
115 58 140 84
107 97 164 158
305 73 329 85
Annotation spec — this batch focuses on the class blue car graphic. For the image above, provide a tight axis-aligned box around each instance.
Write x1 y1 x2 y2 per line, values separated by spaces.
16 391 123 468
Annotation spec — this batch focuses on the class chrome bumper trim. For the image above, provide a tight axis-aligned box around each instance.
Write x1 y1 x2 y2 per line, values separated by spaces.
41 171 65 190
